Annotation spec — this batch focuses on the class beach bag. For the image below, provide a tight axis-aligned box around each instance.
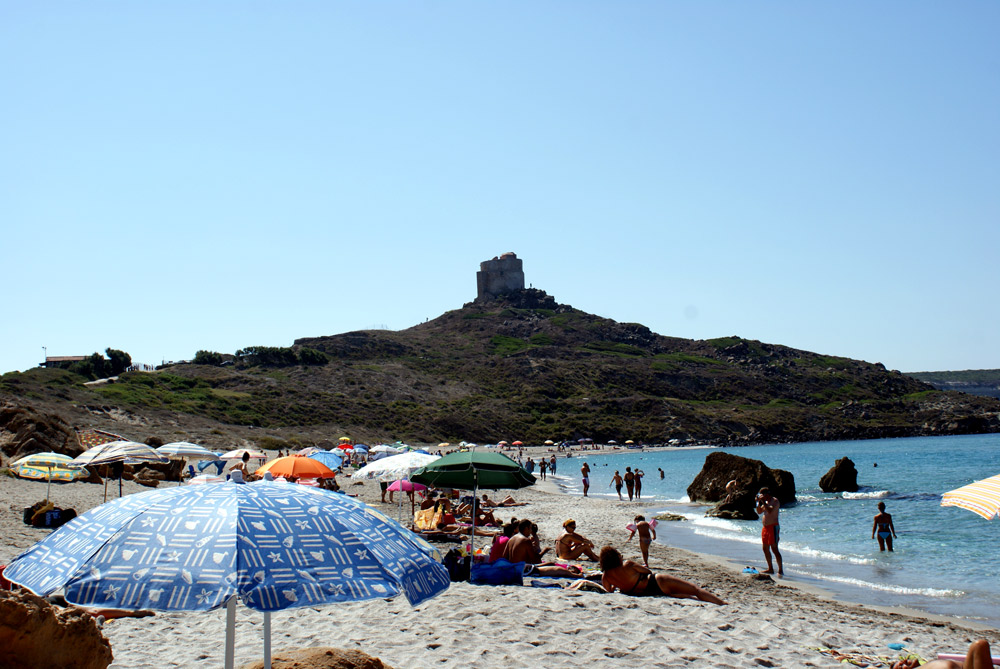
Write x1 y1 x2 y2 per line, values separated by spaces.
470 558 524 586
443 549 470 582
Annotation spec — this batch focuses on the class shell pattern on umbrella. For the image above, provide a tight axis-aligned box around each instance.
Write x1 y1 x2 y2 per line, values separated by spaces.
5 482 450 612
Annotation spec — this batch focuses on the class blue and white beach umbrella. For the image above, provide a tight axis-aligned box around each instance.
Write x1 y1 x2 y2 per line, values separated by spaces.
5 481 450 668
306 450 343 471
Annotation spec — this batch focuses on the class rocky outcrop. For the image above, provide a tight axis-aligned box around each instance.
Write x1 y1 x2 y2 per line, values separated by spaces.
241 647 392 669
0 589 113 669
819 457 859 492
687 451 795 520
0 404 83 463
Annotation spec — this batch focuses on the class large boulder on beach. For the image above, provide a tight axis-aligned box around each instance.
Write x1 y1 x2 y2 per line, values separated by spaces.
0 589 113 669
819 457 859 492
688 451 795 519
241 647 392 669
0 404 83 463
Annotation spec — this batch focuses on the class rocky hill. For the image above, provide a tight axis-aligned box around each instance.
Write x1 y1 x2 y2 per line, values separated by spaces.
2 289 999 451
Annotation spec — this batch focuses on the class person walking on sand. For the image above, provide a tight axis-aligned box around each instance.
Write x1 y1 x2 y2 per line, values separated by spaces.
872 501 897 552
581 462 591 496
539 457 548 481
634 469 644 500
624 467 635 501
755 487 783 575
610 471 624 500
627 514 656 567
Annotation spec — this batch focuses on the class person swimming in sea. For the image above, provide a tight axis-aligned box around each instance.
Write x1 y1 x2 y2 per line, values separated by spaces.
872 501 897 551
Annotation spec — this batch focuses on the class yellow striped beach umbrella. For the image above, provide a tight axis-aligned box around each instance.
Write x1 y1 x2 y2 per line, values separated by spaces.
941 473 1000 520
10 452 86 502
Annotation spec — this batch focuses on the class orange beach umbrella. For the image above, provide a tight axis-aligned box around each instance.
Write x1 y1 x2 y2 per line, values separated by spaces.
256 456 337 480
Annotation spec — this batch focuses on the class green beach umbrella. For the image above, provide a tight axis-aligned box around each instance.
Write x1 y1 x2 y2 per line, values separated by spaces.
411 450 535 571
410 450 535 490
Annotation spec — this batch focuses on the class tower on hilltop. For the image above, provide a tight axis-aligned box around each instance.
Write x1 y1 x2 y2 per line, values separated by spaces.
476 252 525 301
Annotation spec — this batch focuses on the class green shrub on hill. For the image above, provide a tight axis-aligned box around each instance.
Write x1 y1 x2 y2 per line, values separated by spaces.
582 341 647 357
489 335 529 356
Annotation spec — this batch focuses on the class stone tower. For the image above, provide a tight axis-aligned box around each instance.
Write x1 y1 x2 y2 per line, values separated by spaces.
476 252 525 301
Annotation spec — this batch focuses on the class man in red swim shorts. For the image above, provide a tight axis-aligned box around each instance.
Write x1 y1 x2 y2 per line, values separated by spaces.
755 487 783 575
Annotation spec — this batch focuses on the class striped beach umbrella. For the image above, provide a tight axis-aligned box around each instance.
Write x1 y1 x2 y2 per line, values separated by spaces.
70 440 169 467
941 473 1000 520
158 442 219 460
10 452 86 502
70 441 170 500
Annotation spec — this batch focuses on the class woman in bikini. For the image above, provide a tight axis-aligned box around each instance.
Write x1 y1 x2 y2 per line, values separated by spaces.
872 501 897 552
599 546 725 605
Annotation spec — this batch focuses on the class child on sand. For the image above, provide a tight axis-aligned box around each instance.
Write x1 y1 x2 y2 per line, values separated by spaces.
626 515 656 567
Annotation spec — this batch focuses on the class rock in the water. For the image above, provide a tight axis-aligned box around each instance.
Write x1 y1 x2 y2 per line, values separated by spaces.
819 456 859 492
241 647 392 669
709 501 758 521
0 589 113 669
688 451 795 520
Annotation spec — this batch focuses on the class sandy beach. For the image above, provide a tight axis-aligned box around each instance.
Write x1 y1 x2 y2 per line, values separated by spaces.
2 449 998 668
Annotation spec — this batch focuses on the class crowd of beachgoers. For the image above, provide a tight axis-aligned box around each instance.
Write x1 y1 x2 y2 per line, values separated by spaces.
1 443 997 668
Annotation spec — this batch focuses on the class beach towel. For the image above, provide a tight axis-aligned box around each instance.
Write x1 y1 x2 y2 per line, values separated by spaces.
471 558 524 586
810 646 925 667
414 508 443 531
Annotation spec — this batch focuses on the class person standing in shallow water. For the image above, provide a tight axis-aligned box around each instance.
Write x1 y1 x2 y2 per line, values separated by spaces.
755 487 783 575
872 501 897 552
634 469 644 500
624 467 635 501
610 471 624 500
581 462 591 496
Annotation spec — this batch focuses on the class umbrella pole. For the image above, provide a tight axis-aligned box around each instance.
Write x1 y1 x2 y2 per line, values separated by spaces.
468 473 478 581
263 611 272 669
397 479 403 524
225 595 236 669
46 467 52 504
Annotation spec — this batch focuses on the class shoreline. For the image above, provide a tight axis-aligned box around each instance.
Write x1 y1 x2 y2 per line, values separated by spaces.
521 445 999 633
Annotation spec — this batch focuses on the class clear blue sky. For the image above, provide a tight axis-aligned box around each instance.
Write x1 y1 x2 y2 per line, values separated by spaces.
3 2 998 375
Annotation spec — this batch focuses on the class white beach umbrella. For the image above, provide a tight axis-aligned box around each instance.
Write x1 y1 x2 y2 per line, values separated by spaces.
158 442 219 460
353 452 441 482
158 442 221 485
353 452 442 524
187 473 225 485
219 449 267 460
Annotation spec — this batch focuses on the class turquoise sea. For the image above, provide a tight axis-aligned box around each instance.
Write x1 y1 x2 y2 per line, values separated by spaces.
551 434 1000 629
